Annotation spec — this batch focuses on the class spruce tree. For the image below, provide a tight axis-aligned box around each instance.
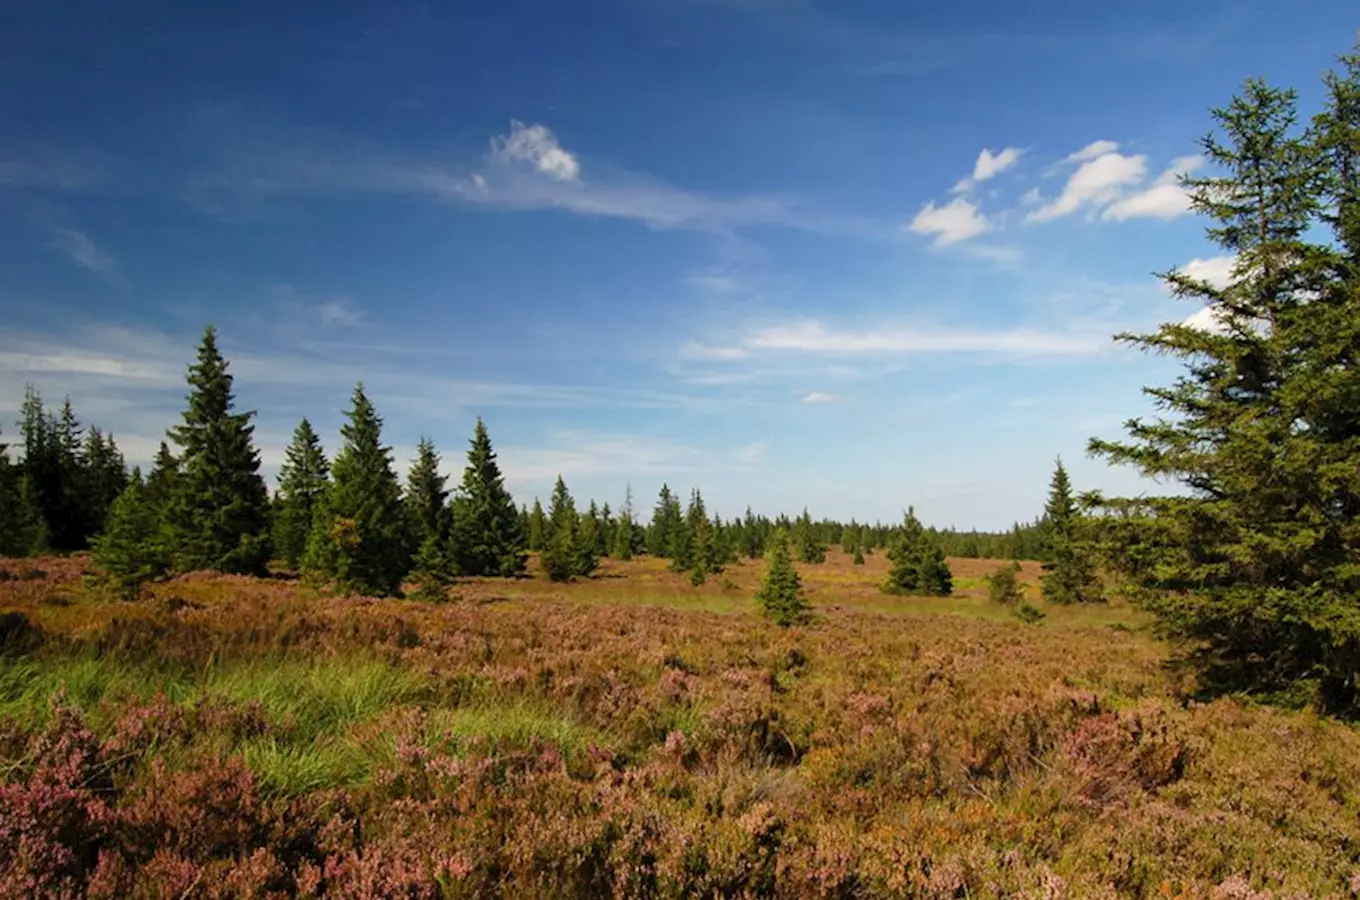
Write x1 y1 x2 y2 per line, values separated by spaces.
649 484 680 557
451 418 526 577
92 472 168 600
613 488 635 561
1090 53 1360 711
303 384 407 596
852 544 866 566
794 509 827 564
883 508 952 596
405 437 449 555
1039 459 1102 604
756 528 810 626
542 475 593 581
274 419 330 570
685 491 722 586
81 427 127 537
0 430 46 557
527 499 547 552
165 325 271 574
742 507 764 558
144 442 180 514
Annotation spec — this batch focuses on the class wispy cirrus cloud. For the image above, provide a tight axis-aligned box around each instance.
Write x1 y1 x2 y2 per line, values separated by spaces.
742 320 1103 355
49 228 118 279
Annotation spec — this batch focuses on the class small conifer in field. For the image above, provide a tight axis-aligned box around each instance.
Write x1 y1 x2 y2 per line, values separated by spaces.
92 473 167 600
852 544 865 566
883 508 952 596
452 418 526 577
1039 459 1102 604
988 561 1025 605
756 528 810 626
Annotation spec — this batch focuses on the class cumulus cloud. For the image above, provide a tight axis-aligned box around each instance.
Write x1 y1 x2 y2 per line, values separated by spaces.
953 147 1024 192
1101 155 1203 221
1026 149 1147 223
1178 255 1237 289
908 197 991 246
491 121 580 182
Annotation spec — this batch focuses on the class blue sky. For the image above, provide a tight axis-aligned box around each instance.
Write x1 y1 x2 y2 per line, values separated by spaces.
1 1 1356 529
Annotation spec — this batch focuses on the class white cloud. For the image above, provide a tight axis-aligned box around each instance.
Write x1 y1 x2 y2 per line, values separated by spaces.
50 228 117 279
490 121 580 182
908 197 990 246
680 342 750 361
1182 305 1230 334
953 147 1024 192
1101 155 1203 222
973 147 1023 181
314 299 362 327
1064 140 1120 164
1026 150 1147 223
1179 255 1236 289
1019 187 1042 206
801 391 840 404
743 320 1103 355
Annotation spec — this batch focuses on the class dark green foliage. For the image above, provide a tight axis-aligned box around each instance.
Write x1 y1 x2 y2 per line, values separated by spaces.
404 438 449 554
741 507 765 559
1039 460 1102 604
404 437 457 589
0 431 47 557
648 484 682 558
409 533 457 602
541 476 595 582
756 529 810 626
852 545 865 566
303 384 407 596
988 562 1025 606
451 419 526 577
273 419 330 570
883 508 952 596
793 509 826 564
92 473 168 600
1015 601 1046 625
527 499 547 552
144 442 180 515
15 388 125 551
685 491 722 586
165 326 271 575
1089 54 1360 712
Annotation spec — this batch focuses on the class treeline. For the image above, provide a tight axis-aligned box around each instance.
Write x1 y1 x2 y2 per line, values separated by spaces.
0 327 1047 600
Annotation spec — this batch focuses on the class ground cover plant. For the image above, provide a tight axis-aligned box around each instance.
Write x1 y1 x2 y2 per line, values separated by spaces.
4 552 1360 898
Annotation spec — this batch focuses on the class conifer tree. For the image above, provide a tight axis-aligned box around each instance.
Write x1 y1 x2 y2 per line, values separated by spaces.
852 544 865 566
0 430 46 557
405 438 449 554
92 472 168 600
576 507 602 577
613 488 635 561
883 508 952 596
1090 52 1360 710
685 491 722 586
451 418 527 577
542 475 594 581
81 427 127 537
527 499 547 552
840 525 856 555
165 325 271 574
409 533 457 601
648 484 680 557
1039 459 1102 604
274 418 330 570
794 509 827 564
144 442 180 514
756 528 810 626
303 384 407 596
742 506 764 558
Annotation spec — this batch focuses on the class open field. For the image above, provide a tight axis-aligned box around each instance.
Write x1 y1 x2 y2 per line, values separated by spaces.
3 551 1360 898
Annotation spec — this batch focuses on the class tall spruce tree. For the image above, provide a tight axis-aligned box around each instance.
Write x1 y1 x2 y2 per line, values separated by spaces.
756 528 810 626
274 419 330 570
794 509 827 564
81 427 127 537
685 490 722 586
451 418 527 577
405 438 449 553
1090 52 1360 711
166 326 271 574
1039 459 1102 604
649 484 681 558
0 429 45 557
303 384 407 596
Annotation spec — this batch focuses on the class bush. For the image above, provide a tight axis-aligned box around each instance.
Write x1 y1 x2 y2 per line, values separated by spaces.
987 562 1024 606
